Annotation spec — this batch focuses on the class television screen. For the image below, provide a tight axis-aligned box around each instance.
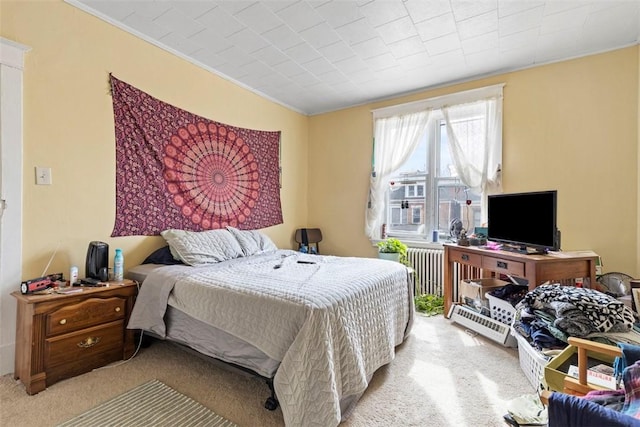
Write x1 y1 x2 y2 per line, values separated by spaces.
487 190 558 253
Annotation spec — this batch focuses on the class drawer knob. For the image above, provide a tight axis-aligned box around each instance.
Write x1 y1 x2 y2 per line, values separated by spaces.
115 307 121 312
77 336 101 348
461 254 469 261
497 261 508 269
59 319 67 325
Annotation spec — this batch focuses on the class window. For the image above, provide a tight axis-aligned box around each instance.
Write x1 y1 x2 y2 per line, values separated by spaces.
367 84 503 242
386 116 482 241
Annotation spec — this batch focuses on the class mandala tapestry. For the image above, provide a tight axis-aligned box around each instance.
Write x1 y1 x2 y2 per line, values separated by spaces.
109 75 282 236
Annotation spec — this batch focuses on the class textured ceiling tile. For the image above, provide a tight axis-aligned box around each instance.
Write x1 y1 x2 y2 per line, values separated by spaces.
153 7 205 38
233 2 283 34
216 1 256 15
226 27 270 54
334 17 379 45
216 45 255 67
123 12 171 40
333 55 371 74
404 0 452 24
450 0 497 22
414 12 457 41
395 51 433 70
318 41 357 63
196 6 245 38
169 1 218 20
285 41 323 64
498 5 545 37
351 36 392 60
424 33 462 56
497 0 545 18
539 5 590 35
70 0 640 115
364 52 399 73
359 0 408 27
189 28 234 53
129 2 172 20
315 0 364 28
461 31 499 54
457 10 498 40
299 22 342 50
261 25 305 51
250 45 290 66
499 28 539 52
158 32 202 55
303 56 338 76
275 1 325 32
388 35 429 59
191 48 227 69
376 15 419 45
81 0 135 20
272 59 307 78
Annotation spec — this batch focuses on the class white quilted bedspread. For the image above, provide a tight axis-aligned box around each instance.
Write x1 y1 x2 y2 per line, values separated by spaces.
128 250 413 427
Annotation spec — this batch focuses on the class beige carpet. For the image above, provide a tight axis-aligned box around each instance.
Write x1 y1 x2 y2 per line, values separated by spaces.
0 314 532 427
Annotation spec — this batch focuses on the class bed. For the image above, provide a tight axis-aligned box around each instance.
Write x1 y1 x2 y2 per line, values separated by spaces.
127 227 414 427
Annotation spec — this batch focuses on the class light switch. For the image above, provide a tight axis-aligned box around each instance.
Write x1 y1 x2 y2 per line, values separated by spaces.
35 167 52 185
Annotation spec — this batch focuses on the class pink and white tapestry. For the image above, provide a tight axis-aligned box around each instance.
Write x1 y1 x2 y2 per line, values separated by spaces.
109 75 282 236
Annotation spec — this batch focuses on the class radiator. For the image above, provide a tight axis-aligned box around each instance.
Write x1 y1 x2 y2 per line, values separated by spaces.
407 247 482 299
407 247 445 296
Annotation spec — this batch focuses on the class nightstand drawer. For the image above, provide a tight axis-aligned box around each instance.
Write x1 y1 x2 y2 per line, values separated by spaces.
482 256 525 277
47 297 126 336
44 321 124 383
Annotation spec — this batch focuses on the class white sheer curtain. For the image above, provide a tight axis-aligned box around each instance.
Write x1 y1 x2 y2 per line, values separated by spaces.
365 110 430 239
441 96 502 223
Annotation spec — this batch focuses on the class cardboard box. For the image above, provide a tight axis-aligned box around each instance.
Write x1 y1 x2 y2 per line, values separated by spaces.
544 344 616 392
459 278 509 309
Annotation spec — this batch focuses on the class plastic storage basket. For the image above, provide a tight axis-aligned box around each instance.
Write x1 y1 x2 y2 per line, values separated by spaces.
512 328 551 391
486 292 516 325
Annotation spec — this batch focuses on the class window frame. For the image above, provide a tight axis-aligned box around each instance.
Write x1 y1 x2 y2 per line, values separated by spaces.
369 83 503 244
384 113 483 243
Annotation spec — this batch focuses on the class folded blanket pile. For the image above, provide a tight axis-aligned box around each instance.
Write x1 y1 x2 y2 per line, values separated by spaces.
514 284 636 351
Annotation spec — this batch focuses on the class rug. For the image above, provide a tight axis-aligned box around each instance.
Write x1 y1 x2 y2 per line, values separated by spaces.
57 379 237 427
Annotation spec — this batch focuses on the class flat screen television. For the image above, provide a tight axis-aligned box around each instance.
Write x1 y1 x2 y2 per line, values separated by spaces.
487 190 559 254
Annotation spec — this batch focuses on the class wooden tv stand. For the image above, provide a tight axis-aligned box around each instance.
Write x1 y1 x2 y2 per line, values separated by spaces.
443 243 598 316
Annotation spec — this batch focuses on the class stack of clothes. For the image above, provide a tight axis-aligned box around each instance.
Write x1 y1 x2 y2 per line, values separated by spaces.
513 284 639 352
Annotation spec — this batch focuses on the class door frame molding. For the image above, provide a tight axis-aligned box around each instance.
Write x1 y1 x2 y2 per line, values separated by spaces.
0 37 30 375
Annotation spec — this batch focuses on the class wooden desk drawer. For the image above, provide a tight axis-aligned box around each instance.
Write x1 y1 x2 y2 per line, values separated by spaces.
47 297 125 337
45 321 124 373
450 250 482 266
482 256 525 277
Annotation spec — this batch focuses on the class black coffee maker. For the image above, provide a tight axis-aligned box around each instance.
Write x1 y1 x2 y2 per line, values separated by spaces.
86 241 109 281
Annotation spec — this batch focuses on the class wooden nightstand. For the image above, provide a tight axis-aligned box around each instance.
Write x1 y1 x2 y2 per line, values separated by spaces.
11 280 138 395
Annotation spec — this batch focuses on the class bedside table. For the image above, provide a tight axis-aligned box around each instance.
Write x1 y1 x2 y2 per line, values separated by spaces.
11 280 138 395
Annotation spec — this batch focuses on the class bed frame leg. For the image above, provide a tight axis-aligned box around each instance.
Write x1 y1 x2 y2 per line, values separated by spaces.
264 378 279 411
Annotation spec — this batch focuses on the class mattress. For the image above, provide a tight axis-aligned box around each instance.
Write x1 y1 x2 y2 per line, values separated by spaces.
128 263 280 377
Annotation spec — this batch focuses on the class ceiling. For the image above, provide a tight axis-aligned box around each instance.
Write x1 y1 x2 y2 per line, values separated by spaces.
67 0 640 115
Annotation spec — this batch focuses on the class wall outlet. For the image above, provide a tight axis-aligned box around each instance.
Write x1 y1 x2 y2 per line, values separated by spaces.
35 167 52 185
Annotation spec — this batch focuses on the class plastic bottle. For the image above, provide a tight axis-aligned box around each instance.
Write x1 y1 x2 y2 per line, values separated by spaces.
69 265 78 286
114 249 124 282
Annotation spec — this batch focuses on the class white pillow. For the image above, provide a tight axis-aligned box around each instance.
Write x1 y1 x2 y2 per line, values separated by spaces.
226 227 278 256
160 229 244 266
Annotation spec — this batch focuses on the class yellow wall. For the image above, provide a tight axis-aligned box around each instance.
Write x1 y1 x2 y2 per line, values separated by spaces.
1 1 639 278
309 47 639 277
1 1 309 279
